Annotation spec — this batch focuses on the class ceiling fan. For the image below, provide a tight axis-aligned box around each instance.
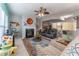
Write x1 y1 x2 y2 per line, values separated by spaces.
34 7 50 16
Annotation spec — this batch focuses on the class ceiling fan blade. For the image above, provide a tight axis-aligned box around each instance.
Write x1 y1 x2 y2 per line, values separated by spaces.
44 12 50 14
34 10 39 12
36 14 38 15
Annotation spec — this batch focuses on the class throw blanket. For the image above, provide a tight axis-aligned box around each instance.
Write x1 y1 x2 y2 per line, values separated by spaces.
61 36 79 56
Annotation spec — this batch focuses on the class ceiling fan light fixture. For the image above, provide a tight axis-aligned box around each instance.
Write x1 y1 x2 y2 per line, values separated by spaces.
38 13 41 16
38 13 44 16
35 7 49 16
41 13 44 16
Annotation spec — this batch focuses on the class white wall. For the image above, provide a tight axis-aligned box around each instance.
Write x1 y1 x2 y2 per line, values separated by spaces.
11 15 22 37
11 15 36 39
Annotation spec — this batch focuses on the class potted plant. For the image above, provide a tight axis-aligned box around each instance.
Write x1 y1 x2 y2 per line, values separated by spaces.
34 32 41 42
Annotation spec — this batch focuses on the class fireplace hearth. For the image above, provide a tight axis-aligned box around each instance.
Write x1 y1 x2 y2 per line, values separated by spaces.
26 29 34 38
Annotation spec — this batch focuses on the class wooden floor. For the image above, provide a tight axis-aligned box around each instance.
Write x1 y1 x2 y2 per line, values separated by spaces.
22 38 33 56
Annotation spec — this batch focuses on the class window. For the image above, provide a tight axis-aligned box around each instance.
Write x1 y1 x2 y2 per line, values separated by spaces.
0 7 8 44
4 14 8 32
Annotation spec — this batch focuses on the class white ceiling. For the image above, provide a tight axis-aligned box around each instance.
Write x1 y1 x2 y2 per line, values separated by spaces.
7 3 79 19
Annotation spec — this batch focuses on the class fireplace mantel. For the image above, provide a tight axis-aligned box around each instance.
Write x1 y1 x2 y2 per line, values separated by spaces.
22 27 36 39
25 29 34 38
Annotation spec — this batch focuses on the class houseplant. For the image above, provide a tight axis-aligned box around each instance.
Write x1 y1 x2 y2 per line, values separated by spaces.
34 32 41 42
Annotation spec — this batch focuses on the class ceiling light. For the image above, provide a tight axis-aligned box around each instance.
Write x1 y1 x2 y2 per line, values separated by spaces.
60 14 73 20
38 13 41 16
38 13 44 17
41 13 44 16
64 15 73 18
60 17 65 20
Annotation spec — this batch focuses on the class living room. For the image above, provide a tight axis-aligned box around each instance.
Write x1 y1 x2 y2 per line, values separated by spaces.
0 3 79 56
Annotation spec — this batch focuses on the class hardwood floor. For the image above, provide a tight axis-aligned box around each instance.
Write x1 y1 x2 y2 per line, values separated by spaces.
15 38 29 56
22 38 33 56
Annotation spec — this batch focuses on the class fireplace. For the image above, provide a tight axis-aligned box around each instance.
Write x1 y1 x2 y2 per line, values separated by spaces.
25 29 34 38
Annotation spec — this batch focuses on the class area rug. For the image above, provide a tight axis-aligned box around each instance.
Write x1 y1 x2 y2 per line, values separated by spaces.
23 37 66 56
